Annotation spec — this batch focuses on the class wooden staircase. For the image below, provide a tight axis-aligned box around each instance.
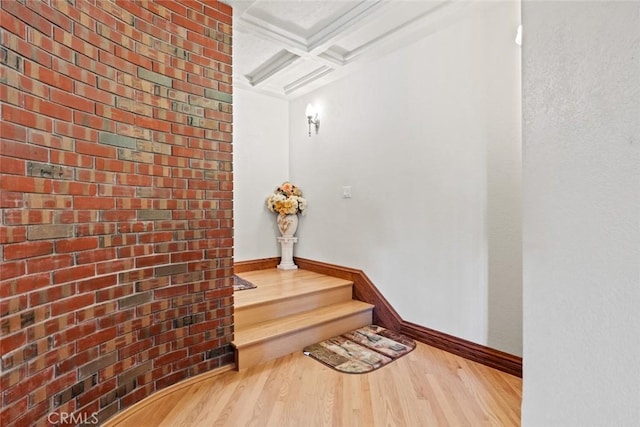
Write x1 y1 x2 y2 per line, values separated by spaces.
232 268 374 370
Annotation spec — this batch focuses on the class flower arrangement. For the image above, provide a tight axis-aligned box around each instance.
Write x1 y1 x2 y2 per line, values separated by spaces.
266 181 308 216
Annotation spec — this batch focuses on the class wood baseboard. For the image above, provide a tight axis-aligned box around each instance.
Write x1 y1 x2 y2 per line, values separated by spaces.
292 257 522 378
400 321 522 377
234 257 279 273
293 258 402 331
103 364 235 427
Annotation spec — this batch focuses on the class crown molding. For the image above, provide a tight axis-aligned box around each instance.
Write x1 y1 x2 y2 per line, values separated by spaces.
283 66 334 95
245 50 300 87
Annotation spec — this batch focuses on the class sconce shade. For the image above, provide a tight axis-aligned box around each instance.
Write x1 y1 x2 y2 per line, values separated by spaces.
305 104 315 118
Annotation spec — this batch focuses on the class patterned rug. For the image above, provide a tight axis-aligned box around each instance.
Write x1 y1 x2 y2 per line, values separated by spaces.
233 275 257 291
303 325 416 374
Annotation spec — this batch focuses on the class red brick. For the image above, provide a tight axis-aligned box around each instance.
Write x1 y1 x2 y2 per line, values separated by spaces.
0 330 26 355
53 180 98 196
2 366 54 406
0 176 52 193
0 139 49 162
77 327 117 353
1 66 49 99
51 293 95 316
98 50 137 74
173 13 205 34
4 241 53 260
27 129 65 150
74 196 115 210
0 83 24 108
53 26 99 60
101 210 137 222
95 158 135 174
26 254 74 274
24 94 73 121
95 284 133 304
76 248 117 265
135 116 171 133
0 226 26 245
25 0 73 32
24 60 74 92
1 104 52 133
74 111 117 133
52 264 96 284
56 209 99 224
217 1 233 16
0 274 49 302
96 258 134 276
163 1 188 16
50 322 96 348
73 19 113 52
55 237 99 253
1 1 53 36
50 88 95 113
0 157 24 178
96 104 136 124
75 140 117 159
0 8 27 38
77 275 118 293
51 57 97 86
50 149 93 168
75 53 116 80
135 254 170 269
74 81 115 105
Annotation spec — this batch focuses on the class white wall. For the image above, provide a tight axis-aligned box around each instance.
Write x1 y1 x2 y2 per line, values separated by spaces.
288 1 522 355
234 88 289 261
522 1 640 426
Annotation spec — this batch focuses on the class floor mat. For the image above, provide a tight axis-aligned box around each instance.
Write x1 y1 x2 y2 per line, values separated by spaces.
303 325 415 374
233 275 257 291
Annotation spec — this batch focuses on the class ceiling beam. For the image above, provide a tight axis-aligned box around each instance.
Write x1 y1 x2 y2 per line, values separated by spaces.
245 50 300 87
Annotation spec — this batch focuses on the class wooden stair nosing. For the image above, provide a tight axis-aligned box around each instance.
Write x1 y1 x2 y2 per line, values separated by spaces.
235 309 374 370
234 285 354 328
233 276 354 308
232 300 374 348
234 282 353 309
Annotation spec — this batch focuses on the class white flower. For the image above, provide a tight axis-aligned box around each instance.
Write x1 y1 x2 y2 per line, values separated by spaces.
266 182 308 215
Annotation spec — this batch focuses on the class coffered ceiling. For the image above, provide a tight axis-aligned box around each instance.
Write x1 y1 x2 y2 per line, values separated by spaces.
229 0 469 99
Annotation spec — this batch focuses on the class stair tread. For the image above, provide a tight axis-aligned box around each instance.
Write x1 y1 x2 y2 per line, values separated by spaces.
235 269 353 308
233 300 374 347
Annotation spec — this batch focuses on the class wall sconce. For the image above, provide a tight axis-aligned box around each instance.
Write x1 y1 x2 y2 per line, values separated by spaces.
305 104 320 137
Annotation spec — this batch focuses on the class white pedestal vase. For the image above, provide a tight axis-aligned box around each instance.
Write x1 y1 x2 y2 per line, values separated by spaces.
276 214 299 270
277 236 298 270
276 214 298 237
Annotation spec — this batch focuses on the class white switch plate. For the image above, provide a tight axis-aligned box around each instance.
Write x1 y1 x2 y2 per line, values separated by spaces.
342 186 352 198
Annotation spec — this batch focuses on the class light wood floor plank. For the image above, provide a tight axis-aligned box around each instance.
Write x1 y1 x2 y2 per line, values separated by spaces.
113 342 521 426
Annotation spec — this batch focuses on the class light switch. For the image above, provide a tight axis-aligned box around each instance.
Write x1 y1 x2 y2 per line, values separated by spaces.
342 186 352 198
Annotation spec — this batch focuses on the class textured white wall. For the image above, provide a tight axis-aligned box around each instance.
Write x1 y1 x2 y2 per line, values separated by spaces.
288 1 522 354
522 1 640 425
234 88 289 261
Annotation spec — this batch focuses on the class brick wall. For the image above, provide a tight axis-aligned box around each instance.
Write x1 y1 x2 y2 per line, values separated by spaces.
0 1 234 425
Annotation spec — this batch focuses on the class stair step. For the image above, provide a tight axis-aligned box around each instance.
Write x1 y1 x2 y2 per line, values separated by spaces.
232 300 374 370
234 269 355 328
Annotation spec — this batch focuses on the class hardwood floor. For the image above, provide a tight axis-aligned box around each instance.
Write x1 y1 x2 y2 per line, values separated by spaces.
108 342 521 426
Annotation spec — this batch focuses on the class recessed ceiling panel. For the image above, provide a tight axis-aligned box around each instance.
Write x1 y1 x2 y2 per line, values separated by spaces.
230 0 463 98
233 30 285 83
247 1 360 37
331 1 445 54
